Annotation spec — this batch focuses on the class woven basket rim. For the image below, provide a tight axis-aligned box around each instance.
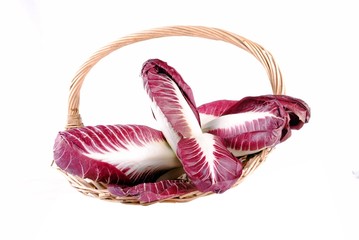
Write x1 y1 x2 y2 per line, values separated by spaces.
54 25 284 205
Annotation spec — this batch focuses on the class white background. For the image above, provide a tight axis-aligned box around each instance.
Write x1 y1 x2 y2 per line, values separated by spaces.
1 0 358 239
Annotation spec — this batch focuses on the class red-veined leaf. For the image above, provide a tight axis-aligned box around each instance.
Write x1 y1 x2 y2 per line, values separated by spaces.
176 133 243 193
53 124 181 184
108 179 196 203
254 95 311 130
142 59 202 151
200 98 289 156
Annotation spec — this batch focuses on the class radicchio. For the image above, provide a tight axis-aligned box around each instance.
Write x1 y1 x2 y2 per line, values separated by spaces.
176 133 243 193
141 59 243 193
141 58 202 151
53 124 181 184
198 95 310 156
199 98 288 156
251 95 311 130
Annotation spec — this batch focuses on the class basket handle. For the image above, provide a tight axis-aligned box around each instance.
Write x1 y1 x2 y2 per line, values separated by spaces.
66 25 285 130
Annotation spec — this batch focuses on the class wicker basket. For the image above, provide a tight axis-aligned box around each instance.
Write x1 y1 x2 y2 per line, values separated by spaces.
54 25 285 205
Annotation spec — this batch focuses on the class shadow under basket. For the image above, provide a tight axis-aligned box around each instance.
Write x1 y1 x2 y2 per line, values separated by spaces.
53 25 285 205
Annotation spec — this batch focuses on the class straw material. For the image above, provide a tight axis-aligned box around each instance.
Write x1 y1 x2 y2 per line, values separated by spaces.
54 25 285 205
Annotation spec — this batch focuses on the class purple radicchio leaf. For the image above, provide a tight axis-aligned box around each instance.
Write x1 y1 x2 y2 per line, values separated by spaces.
108 179 196 203
199 98 289 156
176 133 243 193
53 124 181 184
198 93 311 139
252 94 311 130
222 95 311 142
141 59 202 152
142 59 242 194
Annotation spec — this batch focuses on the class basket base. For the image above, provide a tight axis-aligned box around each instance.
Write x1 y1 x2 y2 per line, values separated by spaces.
54 148 272 205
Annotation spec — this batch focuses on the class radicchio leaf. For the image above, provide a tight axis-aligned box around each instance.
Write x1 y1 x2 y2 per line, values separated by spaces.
176 133 243 193
198 95 310 129
198 94 310 148
252 95 311 130
200 99 289 156
142 59 243 194
108 180 196 203
222 95 310 142
53 124 181 184
141 59 202 151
